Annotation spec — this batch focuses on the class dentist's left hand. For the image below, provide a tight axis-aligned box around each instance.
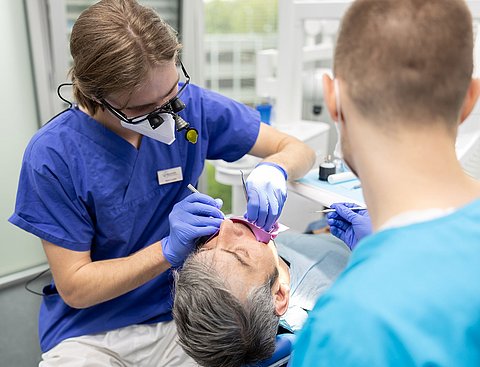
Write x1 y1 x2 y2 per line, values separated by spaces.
162 193 224 267
326 202 371 250
245 162 287 231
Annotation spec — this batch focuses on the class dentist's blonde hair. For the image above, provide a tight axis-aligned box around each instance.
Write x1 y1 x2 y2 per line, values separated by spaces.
69 0 182 115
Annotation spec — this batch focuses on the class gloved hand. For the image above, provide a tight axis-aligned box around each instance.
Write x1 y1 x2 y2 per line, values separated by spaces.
162 193 224 267
326 202 372 250
244 162 287 231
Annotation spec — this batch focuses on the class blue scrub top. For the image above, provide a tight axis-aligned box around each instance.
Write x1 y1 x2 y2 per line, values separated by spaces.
292 200 480 367
9 84 261 352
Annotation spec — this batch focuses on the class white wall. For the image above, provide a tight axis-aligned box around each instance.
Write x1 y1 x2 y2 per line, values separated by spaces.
0 0 46 278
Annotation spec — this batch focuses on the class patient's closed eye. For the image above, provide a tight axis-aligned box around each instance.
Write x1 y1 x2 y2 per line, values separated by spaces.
221 249 251 267
198 247 213 252
234 247 250 259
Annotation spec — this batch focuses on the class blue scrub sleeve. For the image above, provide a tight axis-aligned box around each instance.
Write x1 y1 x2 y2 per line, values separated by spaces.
195 87 261 162
9 161 94 251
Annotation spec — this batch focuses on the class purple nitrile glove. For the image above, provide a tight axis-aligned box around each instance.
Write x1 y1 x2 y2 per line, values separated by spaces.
162 193 224 267
326 202 372 250
244 162 288 231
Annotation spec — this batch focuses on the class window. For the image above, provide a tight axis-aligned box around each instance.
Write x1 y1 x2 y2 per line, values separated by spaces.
218 78 234 89
203 0 278 106
240 51 255 64
240 78 255 89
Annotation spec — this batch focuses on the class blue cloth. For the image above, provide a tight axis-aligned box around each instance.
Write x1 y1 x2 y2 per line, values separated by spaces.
297 169 364 204
8 84 261 352
292 199 480 367
275 233 350 332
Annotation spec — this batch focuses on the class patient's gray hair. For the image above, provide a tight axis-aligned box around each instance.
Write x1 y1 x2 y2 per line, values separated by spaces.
173 253 280 367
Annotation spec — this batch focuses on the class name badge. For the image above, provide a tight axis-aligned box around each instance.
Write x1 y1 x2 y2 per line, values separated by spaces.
157 167 183 185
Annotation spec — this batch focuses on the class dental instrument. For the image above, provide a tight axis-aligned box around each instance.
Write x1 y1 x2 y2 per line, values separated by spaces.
315 207 366 213
187 184 200 194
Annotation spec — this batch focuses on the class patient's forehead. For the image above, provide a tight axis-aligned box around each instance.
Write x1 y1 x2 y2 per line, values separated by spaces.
194 249 269 301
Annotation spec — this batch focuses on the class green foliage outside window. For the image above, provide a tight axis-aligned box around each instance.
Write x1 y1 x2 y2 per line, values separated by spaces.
206 162 232 214
205 0 278 34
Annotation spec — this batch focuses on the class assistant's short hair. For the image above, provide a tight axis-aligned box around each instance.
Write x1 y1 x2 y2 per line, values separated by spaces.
173 254 280 367
335 0 473 128
69 0 182 115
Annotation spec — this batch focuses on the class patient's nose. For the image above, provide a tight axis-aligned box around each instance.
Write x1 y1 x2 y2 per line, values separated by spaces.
218 219 234 235
217 219 243 244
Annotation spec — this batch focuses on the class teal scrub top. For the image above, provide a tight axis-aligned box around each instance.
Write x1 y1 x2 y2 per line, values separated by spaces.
292 199 480 366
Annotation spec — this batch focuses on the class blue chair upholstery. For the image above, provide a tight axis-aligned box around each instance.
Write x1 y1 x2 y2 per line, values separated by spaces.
256 333 296 367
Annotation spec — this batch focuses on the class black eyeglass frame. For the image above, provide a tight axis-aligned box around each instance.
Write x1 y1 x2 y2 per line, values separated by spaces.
101 61 190 125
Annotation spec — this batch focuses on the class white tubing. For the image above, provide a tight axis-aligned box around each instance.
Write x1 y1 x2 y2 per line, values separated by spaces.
327 171 357 184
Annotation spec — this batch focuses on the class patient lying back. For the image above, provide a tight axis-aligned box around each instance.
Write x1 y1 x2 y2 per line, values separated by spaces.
173 218 350 367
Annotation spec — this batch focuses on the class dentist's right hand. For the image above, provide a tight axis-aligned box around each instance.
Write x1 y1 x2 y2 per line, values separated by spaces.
326 202 372 250
162 193 224 267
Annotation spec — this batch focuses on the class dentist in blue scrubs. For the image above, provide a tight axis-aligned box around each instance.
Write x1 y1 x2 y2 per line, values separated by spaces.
8 1 315 366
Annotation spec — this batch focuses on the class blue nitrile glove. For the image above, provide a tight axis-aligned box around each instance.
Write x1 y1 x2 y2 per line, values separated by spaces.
326 202 372 250
162 193 224 267
244 162 288 231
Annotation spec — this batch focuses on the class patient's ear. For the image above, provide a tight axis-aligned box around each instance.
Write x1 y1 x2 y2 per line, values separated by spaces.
460 78 480 123
273 282 290 316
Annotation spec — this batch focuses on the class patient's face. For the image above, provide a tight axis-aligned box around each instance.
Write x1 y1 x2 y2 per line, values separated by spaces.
195 218 279 300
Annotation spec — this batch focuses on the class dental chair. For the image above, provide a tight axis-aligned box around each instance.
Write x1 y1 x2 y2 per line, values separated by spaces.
255 333 296 367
